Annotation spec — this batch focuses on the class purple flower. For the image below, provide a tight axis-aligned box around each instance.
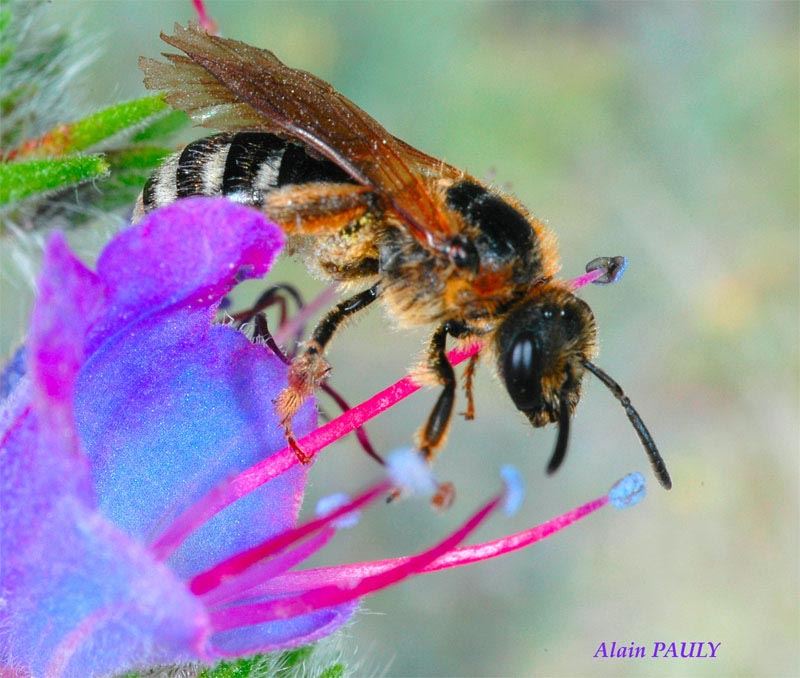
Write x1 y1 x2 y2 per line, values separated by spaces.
0 197 645 677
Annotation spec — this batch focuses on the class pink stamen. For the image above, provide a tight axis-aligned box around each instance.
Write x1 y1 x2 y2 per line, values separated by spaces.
422 495 608 572
209 492 503 631
150 342 481 561
249 494 608 594
201 528 336 608
569 268 604 290
191 0 218 34
189 481 391 595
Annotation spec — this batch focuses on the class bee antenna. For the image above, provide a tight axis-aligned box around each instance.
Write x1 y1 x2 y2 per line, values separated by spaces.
546 387 571 476
582 360 672 490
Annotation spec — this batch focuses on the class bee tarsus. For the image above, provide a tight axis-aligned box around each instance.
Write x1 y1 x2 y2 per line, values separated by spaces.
460 352 480 421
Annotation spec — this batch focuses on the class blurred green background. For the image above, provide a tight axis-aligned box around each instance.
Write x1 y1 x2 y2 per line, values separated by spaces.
2 1 797 676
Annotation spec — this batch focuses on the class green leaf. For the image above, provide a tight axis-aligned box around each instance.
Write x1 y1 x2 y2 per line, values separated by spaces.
7 96 168 159
276 646 314 673
0 155 109 205
197 646 318 678
57 95 169 154
0 6 12 69
198 654 271 678
317 663 345 678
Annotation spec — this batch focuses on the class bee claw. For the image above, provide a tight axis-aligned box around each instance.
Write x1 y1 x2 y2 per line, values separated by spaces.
288 434 312 464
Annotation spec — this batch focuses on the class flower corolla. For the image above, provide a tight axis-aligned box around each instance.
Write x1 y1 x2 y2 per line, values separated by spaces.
0 198 645 677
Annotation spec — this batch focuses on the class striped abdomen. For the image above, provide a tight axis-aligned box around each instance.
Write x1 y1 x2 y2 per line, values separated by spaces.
134 131 354 220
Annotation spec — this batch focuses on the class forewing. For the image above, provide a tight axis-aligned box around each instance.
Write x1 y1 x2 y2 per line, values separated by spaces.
141 23 457 246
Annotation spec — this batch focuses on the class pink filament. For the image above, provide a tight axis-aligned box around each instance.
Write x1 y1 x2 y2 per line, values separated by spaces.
150 342 482 561
189 481 391 595
423 495 607 571
569 268 604 290
209 492 502 631
201 528 336 608
252 495 609 595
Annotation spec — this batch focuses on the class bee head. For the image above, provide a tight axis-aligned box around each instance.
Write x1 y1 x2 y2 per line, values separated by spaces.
495 285 597 475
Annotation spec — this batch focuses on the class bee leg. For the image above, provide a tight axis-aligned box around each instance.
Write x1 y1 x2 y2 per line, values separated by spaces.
229 283 304 329
413 322 475 509
460 352 480 421
251 313 291 365
417 321 471 463
255 312 384 465
234 286 382 465
275 283 380 463
264 183 376 236
227 283 309 356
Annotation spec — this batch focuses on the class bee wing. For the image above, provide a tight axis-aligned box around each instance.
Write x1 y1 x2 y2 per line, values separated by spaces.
391 136 466 180
141 23 459 249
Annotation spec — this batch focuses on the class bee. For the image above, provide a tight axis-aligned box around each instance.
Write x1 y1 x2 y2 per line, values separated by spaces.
135 23 671 489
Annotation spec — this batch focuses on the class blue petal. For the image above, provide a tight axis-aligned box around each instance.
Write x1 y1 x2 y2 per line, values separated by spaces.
67 198 309 576
210 603 359 656
74 307 316 577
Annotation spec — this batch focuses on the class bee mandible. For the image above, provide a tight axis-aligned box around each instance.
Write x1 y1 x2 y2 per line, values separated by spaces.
135 24 671 489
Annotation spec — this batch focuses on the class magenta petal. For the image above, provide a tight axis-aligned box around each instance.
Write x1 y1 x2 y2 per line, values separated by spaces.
73 307 315 578
1 426 209 677
87 197 284 349
1 235 209 677
28 234 105 465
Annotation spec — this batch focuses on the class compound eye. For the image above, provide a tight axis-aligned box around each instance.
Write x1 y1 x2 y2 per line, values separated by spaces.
503 331 541 411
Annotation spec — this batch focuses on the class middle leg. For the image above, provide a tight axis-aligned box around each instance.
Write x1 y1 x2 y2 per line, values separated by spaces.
248 306 383 465
275 283 380 462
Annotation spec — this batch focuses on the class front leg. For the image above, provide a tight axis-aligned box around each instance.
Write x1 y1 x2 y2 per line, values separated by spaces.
417 321 471 463
275 283 380 462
